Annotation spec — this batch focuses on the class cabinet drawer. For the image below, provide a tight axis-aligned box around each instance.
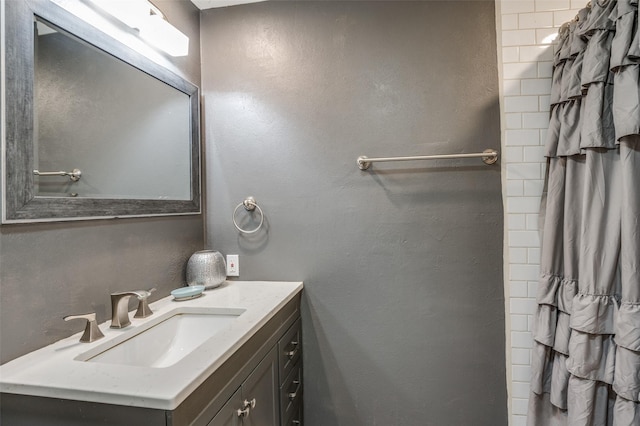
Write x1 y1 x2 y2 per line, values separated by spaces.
278 319 301 384
283 401 303 426
280 362 302 422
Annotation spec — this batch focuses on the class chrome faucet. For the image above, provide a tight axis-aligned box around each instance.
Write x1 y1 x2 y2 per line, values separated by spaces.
110 288 155 328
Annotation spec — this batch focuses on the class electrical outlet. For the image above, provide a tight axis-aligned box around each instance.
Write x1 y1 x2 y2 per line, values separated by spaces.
226 254 239 277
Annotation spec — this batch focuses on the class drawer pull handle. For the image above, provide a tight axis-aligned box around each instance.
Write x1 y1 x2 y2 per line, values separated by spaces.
237 398 256 417
288 380 301 401
293 421 301 425
285 342 299 358
285 349 298 358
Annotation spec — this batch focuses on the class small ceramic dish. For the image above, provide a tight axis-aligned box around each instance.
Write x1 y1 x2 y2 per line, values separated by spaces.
171 285 205 301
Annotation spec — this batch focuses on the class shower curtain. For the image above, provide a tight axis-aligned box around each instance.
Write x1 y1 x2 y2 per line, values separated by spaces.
528 0 640 425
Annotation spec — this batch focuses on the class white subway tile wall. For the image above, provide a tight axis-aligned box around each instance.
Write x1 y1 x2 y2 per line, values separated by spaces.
497 0 581 423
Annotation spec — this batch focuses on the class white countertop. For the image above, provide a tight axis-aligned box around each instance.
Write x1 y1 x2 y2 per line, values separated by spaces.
0 281 303 410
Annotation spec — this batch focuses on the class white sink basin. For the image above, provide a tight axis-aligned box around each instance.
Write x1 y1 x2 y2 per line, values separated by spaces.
77 307 246 368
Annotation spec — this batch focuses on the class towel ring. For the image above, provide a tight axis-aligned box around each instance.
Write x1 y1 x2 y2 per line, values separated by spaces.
233 197 264 234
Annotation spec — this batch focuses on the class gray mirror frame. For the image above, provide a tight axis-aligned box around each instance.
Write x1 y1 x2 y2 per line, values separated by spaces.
2 0 201 223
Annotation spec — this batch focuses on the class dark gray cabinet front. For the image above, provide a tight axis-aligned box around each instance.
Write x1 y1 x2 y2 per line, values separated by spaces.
208 389 243 426
209 347 279 426
278 319 303 426
243 347 279 426
208 320 303 426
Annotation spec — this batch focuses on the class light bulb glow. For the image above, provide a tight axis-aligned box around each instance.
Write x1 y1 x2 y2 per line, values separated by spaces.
89 0 150 29
140 15 189 57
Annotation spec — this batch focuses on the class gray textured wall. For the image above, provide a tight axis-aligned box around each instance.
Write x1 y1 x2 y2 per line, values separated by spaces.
0 0 203 364
201 2 507 425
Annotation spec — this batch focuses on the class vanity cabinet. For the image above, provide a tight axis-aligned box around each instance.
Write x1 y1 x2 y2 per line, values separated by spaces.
207 320 304 426
209 389 244 426
209 348 279 426
0 293 303 426
278 319 303 426
175 297 303 426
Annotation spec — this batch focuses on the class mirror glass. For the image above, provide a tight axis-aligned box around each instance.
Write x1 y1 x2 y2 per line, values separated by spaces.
2 0 200 223
34 19 191 200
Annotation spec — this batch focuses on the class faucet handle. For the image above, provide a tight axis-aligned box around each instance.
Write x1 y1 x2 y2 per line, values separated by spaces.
134 287 156 319
63 312 105 343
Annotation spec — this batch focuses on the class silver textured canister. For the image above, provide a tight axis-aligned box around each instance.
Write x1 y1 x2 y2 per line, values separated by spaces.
186 250 227 289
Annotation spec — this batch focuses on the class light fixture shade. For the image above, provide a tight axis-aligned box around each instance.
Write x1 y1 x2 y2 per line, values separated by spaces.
140 14 189 57
89 0 150 29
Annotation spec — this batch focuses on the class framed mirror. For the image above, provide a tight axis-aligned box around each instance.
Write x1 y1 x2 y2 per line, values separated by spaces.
2 0 201 223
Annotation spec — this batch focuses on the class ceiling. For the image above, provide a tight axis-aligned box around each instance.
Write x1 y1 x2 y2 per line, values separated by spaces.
190 0 266 9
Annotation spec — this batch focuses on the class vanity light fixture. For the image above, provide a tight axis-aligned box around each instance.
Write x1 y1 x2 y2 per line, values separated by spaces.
88 0 149 28
140 13 189 57
89 0 189 56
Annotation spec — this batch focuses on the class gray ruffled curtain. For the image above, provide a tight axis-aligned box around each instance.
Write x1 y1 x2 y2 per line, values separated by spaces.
528 0 640 424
